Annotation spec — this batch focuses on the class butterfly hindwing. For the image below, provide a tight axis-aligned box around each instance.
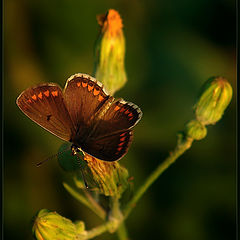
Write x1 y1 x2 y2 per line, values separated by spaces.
81 130 133 161
16 84 75 141
89 99 142 139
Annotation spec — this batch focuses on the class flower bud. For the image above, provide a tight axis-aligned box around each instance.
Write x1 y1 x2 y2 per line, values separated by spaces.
32 209 86 240
83 154 129 198
185 119 207 140
195 77 233 125
94 9 127 95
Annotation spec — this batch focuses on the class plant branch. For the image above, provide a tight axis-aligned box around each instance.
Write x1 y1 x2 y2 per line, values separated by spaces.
83 189 106 220
82 221 113 239
116 222 128 240
63 182 106 220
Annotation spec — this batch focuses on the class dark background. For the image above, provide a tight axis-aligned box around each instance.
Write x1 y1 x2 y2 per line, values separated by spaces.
4 0 236 239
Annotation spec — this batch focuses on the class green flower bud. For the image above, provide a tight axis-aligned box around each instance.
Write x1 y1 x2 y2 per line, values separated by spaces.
195 77 233 125
81 154 129 198
32 209 86 240
185 119 207 140
94 9 127 95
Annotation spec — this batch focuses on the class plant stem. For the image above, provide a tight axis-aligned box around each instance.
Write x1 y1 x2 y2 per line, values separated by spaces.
83 189 106 220
110 196 129 240
83 221 113 239
123 136 193 218
116 222 128 240
63 182 106 220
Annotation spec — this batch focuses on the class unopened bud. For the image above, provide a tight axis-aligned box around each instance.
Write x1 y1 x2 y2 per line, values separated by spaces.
94 9 127 95
32 209 86 240
185 119 207 140
195 77 233 125
83 154 129 198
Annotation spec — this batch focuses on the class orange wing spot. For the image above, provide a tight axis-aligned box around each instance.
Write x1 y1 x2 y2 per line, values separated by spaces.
77 82 81 87
118 142 125 147
114 106 120 111
128 113 133 117
32 95 37 100
27 99 32 103
51 91 58 97
38 92 43 99
93 88 100 96
125 110 130 115
120 137 126 142
88 84 94 91
117 147 122 152
82 82 87 88
120 133 125 137
98 95 104 102
120 107 125 112
129 117 133 121
44 90 50 97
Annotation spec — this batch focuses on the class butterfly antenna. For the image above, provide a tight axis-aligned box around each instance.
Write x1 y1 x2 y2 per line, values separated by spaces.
36 146 70 167
76 154 89 189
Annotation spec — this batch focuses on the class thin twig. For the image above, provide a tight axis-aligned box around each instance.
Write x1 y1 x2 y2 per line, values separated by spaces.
83 188 106 220
63 182 106 220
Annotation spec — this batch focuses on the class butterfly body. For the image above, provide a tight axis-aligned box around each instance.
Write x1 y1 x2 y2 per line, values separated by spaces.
17 73 142 161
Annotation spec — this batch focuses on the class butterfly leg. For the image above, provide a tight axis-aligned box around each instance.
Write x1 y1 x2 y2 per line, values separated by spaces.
71 144 88 188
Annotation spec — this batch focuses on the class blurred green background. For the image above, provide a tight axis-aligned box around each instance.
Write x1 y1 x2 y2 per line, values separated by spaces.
4 0 236 239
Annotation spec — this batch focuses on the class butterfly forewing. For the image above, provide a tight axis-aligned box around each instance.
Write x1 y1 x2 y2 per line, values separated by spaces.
63 74 110 138
17 84 75 141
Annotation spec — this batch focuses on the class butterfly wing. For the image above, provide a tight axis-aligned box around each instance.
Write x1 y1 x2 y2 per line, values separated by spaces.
82 99 141 161
63 73 142 161
16 84 75 141
81 130 133 161
63 73 111 139
90 99 142 138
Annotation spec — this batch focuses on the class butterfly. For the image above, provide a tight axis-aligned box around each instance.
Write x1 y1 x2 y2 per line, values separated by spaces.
16 73 142 161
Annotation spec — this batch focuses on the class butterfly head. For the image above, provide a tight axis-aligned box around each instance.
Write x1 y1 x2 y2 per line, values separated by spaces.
71 144 82 156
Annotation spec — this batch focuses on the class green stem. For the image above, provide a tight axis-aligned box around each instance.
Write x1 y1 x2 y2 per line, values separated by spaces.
123 136 193 218
83 189 106 220
63 182 106 220
116 222 128 240
109 196 129 240
110 196 121 219
83 221 113 239
82 212 128 240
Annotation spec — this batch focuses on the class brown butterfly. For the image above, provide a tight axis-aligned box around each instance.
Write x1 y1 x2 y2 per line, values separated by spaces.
16 73 142 161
